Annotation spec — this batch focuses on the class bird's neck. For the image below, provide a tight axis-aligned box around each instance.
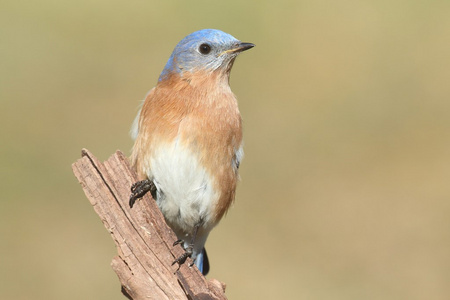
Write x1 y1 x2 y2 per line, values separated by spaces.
158 69 231 94
155 70 237 115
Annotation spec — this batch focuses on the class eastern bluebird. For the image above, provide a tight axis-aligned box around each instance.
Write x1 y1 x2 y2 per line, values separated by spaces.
128 29 254 275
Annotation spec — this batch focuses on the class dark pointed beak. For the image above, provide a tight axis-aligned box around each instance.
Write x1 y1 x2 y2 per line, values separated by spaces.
221 42 255 56
234 42 255 53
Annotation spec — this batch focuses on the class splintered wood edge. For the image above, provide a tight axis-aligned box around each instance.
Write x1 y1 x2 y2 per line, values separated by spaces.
72 149 227 300
73 150 187 299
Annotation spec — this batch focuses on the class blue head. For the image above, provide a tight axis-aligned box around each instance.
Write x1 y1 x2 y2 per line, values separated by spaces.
159 29 254 81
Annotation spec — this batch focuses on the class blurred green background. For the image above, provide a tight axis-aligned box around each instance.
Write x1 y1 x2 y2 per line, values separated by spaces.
2 0 450 299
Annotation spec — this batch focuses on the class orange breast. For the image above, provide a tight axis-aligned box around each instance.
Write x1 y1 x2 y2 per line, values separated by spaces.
131 70 243 222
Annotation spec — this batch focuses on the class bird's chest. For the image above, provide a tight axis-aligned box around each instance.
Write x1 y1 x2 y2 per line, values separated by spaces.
148 109 241 230
136 76 243 230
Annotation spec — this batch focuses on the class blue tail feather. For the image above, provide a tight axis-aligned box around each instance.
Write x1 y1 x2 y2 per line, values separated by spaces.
194 247 209 275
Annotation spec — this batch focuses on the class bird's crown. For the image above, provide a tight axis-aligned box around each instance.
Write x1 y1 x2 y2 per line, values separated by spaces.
159 29 253 81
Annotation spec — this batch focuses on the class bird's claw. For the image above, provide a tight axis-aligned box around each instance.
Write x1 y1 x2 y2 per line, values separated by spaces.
173 239 183 246
129 179 155 208
172 240 194 270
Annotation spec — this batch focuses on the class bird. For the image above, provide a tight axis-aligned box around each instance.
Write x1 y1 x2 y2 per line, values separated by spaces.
128 29 254 275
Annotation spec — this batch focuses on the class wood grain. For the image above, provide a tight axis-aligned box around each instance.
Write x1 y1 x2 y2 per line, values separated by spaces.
72 149 227 300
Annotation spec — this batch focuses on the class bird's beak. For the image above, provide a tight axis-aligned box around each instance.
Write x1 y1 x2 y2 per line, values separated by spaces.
233 42 255 53
220 42 255 56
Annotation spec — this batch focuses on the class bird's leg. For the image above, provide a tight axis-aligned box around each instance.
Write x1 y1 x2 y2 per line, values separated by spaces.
129 179 156 208
172 223 201 269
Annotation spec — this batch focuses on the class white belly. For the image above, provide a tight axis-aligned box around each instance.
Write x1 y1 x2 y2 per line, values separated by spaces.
146 138 219 235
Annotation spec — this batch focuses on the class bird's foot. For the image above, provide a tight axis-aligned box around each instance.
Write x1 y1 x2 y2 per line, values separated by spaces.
172 239 194 270
129 179 155 208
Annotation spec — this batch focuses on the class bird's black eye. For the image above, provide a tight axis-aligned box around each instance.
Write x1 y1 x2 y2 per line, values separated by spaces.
199 43 212 55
